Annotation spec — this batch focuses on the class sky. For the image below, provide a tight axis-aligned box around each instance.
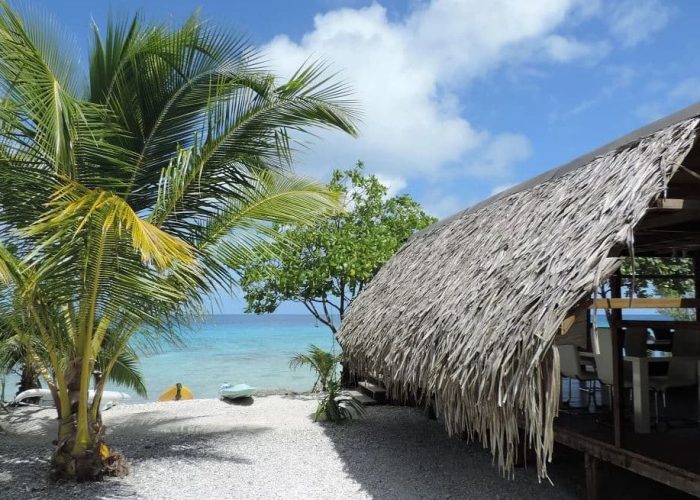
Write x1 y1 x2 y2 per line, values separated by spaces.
31 0 700 313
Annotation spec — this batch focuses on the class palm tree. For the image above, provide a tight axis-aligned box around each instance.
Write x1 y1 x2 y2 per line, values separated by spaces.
0 2 357 481
290 345 343 392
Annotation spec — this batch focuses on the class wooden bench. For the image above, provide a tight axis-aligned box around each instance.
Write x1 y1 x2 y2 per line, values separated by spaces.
358 380 386 403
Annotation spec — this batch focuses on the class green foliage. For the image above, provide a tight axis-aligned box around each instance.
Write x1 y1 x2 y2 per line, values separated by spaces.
289 344 342 392
314 378 366 423
238 162 437 334
620 257 693 298
619 257 696 320
290 345 364 422
0 2 357 479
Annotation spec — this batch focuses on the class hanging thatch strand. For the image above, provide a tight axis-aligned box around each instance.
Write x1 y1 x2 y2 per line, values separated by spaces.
338 117 700 479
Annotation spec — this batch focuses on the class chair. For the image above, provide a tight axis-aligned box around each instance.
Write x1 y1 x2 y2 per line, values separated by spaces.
592 327 632 405
556 344 598 407
649 326 673 352
649 330 699 422
672 329 700 356
624 327 648 357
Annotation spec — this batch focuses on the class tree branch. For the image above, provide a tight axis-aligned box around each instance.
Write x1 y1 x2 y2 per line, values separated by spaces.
302 300 336 334
320 299 337 333
310 297 341 312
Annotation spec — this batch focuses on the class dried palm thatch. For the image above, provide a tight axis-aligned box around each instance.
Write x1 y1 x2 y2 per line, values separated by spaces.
338 114 700 480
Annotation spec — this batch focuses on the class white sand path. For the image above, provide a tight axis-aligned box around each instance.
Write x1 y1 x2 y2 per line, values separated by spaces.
1 396 580 499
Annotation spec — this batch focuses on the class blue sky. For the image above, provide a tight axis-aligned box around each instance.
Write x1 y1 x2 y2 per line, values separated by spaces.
37 0 700 313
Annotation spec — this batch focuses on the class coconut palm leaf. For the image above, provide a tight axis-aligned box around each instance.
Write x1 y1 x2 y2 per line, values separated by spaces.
200 171 342 269
98 343 147 398
0 2 358 480
290 344 342 392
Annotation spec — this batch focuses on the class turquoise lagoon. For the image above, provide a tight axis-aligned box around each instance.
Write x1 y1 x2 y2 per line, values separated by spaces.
3 315 338 403
1 312 679 403
133 314 339 400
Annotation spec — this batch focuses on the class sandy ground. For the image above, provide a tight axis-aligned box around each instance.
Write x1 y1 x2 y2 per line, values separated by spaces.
2 396 692 500
0 396 585 500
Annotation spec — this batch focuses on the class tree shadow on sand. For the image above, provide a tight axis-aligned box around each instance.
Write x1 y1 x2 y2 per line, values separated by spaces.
320 404 694 500
0 405 58 437
220 396 255 407
1 408 271 499
318 405 573 500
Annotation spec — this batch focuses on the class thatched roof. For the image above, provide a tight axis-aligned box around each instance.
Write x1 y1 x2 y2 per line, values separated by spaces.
338 105 700 479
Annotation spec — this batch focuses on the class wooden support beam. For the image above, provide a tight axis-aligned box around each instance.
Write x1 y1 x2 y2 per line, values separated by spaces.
621 320 700 330
585 453 599 500
619 274 694 280
591 298 700 309
694 253 700 321
561 313 577 335
637 210 700 231
554 427 700 497
652 198 700 210
610 273 624 449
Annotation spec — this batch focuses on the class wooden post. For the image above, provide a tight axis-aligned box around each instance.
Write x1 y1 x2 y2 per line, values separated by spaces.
610 272 624 448
630 357 650 433
693 253 700 322
585 453 599 500
586 308 592 351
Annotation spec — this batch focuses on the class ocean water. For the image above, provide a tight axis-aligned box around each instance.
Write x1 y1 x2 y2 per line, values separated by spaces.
595 311 678 326
3 315 338 403
1 311 681 404
132 315 339 401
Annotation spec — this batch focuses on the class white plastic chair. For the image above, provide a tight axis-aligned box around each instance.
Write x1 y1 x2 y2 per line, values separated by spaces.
556 344 598 407
592 327 632 405
649 330 699 422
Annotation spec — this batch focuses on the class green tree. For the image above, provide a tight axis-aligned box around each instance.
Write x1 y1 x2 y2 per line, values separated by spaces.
597 257 696 321
239 163 436 336
619 256 696 320
0 4 356 481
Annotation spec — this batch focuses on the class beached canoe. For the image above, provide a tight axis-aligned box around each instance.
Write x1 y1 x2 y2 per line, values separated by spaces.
158 383 193 401
219 383 255 400
14 388 130 405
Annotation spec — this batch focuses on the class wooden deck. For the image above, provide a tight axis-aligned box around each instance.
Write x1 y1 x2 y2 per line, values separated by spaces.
554 380 700 498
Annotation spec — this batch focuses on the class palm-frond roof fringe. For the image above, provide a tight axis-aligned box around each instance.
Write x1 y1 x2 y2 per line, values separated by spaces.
338 109 700 480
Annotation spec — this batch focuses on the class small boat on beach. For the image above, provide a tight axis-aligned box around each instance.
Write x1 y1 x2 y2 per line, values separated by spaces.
158 383 193 401
219 383 255 400
14 388 131 405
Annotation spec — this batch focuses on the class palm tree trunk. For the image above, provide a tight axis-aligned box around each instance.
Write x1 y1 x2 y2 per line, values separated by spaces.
17 363 41 403
50 360 128 480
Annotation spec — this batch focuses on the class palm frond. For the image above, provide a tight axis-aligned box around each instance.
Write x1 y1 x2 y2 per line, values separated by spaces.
27 181 197 269
99 344 147 397
199 171 341 268
0 4 359 453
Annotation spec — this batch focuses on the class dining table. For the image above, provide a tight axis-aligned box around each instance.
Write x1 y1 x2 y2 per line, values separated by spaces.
578 350 700 433
624 352 700 433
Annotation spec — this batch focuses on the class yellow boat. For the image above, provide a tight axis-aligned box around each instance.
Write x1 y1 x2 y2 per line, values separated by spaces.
158 383 193 401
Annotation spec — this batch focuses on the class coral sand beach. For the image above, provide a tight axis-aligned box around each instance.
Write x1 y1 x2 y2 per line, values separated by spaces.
2 396 579 500
1 396 690 500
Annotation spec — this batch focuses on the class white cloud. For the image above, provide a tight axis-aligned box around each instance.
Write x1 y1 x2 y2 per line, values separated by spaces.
636 77 700 121
668 77 700 103
421 189 467 219
608 0 671 47
263 0 598 183
540 35 609 62
374 173 407 197
465 133 532 178
549 65 636 122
